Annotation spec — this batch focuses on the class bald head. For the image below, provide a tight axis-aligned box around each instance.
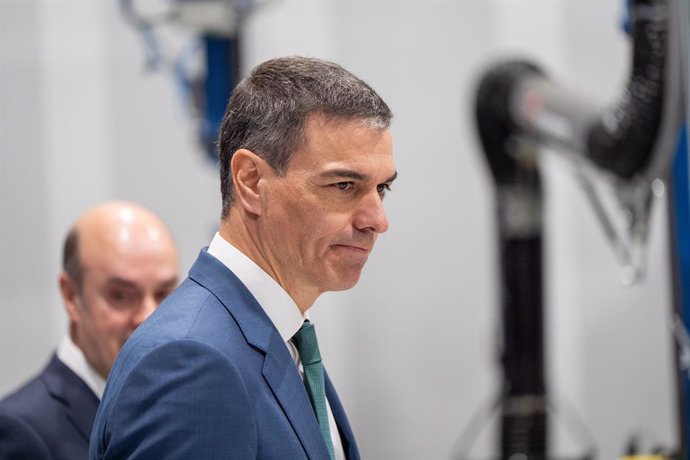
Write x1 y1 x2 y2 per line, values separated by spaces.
63 201 178 292
59 201 180 378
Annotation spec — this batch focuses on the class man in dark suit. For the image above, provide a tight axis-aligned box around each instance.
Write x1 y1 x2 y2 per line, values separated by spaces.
0 201 179 460
90 56 397 460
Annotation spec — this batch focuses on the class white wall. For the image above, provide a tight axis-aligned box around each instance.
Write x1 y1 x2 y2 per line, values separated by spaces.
0 0 679 458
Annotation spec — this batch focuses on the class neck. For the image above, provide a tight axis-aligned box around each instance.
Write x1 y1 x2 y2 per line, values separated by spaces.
219 213 319 313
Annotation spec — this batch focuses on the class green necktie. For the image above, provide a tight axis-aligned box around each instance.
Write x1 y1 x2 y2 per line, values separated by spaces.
293 320 335 460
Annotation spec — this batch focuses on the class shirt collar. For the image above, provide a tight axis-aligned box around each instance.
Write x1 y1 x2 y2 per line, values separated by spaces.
56 335 106 399
207 232 306 343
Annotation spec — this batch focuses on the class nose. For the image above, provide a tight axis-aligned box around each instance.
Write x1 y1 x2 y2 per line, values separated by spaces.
354 190 389 234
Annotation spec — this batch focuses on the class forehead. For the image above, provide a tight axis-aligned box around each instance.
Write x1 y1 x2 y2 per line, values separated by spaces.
289 116 395 176
79 226 177 279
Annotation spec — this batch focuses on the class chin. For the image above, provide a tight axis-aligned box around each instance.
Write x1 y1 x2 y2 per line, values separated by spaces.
327 273 362 292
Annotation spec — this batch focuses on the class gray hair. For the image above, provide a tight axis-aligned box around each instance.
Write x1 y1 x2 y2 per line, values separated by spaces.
218 56 392 218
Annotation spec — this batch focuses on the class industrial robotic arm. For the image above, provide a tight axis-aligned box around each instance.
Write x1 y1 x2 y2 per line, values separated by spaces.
476 0 682 283
119 0 269 161
469 0 684 457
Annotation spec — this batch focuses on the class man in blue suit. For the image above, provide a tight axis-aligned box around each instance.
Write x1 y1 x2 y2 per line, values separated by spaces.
90 56 397 460
0 201 180 460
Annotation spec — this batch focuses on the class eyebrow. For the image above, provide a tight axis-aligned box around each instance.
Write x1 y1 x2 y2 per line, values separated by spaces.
157 277 180 289
106 276 179 290
320 169 398 183
105 277 139 289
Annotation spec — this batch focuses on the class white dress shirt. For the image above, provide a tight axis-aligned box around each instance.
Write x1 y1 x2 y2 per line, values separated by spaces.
208 232 345 460
56 335 106 400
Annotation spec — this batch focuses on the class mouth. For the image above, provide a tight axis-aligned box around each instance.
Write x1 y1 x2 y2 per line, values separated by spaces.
332 244 372 254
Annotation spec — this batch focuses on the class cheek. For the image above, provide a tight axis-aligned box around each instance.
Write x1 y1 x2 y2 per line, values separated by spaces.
88 302 132 337
272 191 351 254
301 216 338 246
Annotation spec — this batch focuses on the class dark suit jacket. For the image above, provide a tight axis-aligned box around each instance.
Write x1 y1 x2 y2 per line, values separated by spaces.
0 354 99 460
90 249 360 460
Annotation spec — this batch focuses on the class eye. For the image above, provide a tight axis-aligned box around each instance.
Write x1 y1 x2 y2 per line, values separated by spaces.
107 288 140 310
334 182 354 191
154 288 174 304
377 183 391 197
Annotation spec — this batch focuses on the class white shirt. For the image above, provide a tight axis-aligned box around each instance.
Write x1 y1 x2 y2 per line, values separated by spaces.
208 233 345 460
56 335 106 400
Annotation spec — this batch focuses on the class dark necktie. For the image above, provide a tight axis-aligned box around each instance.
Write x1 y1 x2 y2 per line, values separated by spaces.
293 320 336 459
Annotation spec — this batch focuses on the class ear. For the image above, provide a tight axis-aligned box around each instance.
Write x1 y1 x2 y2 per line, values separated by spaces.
59 272 81 323
231 149 267 216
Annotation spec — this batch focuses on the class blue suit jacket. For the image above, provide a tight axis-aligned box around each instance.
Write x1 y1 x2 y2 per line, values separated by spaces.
0 354 99 460
90 249 360 460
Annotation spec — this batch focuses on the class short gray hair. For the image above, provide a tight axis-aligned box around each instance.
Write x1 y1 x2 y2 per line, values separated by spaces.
218 56 392 218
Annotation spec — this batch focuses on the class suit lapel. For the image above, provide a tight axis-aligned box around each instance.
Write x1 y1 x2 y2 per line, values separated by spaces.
262 332 331 459
189 250 329 459
41 354 99 442
325 371 360 460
